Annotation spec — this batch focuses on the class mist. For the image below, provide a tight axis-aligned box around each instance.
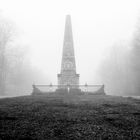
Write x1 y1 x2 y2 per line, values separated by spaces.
98 20 140 96
0 16 50 96
0 0 140 96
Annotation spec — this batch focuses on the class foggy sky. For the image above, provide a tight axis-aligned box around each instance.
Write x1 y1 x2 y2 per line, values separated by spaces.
0 0 140 87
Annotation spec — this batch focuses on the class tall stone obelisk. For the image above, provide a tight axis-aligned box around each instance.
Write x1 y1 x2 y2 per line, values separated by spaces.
57 15 79 88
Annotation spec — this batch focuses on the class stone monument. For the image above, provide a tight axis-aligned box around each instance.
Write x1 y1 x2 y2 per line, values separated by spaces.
57 15 80 90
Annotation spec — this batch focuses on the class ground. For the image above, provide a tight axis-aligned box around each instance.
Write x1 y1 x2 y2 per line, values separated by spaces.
0 94 140 140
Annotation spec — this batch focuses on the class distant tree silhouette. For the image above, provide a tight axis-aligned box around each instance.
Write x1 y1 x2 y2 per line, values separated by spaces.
130 19 140 95
0 16 14 95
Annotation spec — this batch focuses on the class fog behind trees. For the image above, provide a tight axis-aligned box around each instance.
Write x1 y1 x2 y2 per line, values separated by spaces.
99 21 140 96
1 15 140 96
0 16 49 96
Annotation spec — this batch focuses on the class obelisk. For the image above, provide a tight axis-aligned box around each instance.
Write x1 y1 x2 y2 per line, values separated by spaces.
57 15 79 88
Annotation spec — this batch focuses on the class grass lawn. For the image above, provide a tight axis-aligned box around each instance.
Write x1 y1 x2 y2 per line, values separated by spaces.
0 94 140 140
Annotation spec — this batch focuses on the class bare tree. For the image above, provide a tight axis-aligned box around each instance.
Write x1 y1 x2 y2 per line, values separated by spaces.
0 17 14 95
0 15 49 96
130 20 140 95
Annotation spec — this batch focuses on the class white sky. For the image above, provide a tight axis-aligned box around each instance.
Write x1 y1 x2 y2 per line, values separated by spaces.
0 0 140 84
